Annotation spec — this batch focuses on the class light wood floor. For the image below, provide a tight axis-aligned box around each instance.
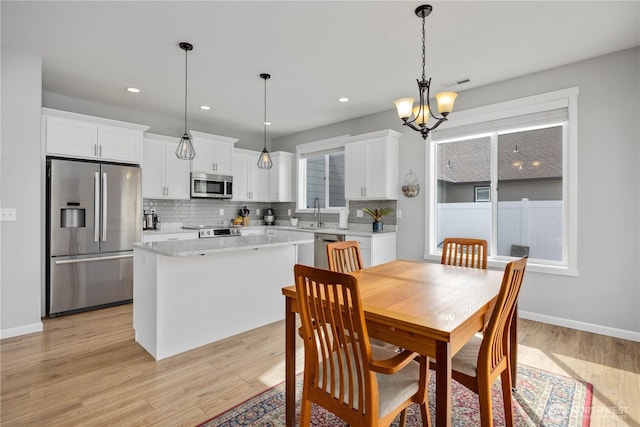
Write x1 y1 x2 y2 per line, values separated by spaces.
1 304 639 426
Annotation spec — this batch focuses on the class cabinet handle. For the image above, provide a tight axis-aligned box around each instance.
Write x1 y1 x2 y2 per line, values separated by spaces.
99 145 102 157
94 144 98 156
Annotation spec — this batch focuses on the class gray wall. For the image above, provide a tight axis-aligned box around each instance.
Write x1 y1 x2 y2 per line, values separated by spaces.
1 49 43 336
275 47 640 339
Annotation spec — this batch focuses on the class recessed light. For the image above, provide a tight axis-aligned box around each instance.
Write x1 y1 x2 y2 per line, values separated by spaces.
126 87 140 93
200 105 211 110
264 121 272 126
338 97 349 103
532 160 541 167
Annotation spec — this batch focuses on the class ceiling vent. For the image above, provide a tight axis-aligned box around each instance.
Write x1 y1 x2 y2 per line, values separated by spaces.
442 77 471 88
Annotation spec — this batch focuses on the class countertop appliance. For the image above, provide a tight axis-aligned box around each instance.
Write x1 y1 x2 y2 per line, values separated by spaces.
182 224 241 238
190 172 232 199
46 158 141 317
314 232 345 269
143 210 159 230
264 208 275 225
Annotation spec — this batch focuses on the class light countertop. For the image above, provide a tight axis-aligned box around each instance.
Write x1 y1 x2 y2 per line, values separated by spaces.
133 234 313 257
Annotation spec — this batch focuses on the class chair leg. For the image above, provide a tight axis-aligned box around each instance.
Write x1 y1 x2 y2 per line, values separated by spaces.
478 377 494 427
420 402 432 427
299 399 312 427
399 408 407 427
501 368 515 427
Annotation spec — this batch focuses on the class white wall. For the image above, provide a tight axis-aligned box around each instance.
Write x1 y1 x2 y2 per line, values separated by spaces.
1 49 44 337
275 48 640 341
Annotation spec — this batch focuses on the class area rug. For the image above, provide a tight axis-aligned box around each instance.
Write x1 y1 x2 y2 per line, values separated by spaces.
198 364 592 426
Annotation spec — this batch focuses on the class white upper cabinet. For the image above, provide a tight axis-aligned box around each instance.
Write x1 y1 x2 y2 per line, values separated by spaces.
232 149 269 202
42 108 148 164
142 133 190 199
344 129 401 200
269 151 294 202
189 130 237 175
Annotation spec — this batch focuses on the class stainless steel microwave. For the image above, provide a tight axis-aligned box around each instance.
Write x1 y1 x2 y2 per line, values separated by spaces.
190 173 233 199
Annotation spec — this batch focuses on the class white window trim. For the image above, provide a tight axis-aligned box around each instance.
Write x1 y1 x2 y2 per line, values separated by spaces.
296 135 350 213
424 87 579 276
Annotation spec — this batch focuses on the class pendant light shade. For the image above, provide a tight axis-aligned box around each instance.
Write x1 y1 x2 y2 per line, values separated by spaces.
176 42 196 160
257 73 273 169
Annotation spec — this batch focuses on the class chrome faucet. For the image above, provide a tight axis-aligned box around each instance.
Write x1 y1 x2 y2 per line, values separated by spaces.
313 197 322 228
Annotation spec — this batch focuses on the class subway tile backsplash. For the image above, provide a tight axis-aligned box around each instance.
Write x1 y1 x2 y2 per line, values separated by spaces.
143 199 397 228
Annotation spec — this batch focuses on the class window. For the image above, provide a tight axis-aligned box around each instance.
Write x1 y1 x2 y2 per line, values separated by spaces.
296 135 349 211
475 186 491 202
427 88 578 275
301 152 346 209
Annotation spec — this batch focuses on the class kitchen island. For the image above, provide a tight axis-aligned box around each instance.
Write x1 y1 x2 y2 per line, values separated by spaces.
133 234 313 360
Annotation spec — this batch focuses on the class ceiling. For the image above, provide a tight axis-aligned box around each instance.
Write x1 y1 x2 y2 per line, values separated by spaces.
2 1 639 147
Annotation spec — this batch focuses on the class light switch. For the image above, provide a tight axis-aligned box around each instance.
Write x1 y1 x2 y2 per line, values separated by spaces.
0 208 16 221
288 209 291 216
356 209 363 218
219 208 224 216
256 208 261 215
396 209 402 218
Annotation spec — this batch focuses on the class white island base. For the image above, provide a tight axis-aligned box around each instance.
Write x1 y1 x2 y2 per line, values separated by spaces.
133 243 297 360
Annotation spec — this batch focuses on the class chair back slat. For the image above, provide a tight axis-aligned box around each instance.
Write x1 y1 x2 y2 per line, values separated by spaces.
480 257 527 374
327 241 364 273
295 264 371 415
441 238 488 269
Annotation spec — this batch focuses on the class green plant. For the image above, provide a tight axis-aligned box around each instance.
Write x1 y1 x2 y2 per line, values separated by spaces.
362 207 394 222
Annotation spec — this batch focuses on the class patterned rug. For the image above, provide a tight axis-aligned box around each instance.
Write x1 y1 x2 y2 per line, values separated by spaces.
198 364 592 426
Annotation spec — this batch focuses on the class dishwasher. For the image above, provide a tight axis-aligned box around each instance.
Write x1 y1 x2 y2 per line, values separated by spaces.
314 232 345 269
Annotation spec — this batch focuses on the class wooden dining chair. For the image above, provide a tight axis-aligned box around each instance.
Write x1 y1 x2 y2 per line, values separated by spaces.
441 237 488 269
326 240 364 273
448 257 527 427
294 264 431 427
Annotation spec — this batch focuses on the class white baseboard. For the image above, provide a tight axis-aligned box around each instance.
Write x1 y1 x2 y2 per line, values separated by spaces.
1 322 43 339
519 310 640 342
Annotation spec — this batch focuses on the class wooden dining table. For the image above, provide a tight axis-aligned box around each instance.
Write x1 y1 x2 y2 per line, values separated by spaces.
282 259 508 427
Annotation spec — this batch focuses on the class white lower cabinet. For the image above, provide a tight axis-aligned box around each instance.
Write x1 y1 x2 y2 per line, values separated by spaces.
346 233 396 268
266 229 314 266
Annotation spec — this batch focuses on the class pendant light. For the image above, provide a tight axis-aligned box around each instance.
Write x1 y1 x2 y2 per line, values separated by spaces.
257 73 273 169
176 42 196 160
394 5 458 140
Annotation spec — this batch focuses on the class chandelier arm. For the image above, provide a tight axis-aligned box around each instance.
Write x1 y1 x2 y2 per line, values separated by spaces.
402 121 423 133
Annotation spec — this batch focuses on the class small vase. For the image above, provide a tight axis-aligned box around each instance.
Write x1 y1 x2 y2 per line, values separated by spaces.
372 221 383 232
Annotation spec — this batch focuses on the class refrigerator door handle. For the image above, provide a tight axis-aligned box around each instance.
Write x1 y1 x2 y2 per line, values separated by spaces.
94 172 100 242
101 172 107 242
54 253 133 265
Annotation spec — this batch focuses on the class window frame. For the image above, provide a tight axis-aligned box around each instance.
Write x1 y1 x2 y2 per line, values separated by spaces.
425 87 579 276
295 135 350 213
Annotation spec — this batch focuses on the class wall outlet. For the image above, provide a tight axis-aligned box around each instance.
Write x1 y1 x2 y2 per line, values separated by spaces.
356 209 363 218
396 209 402 219
219 208 224 216
256 208 261 215
288 209 291 216
0 208 16 221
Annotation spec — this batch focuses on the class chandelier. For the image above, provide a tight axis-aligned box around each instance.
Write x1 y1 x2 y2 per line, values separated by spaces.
394 5 458 140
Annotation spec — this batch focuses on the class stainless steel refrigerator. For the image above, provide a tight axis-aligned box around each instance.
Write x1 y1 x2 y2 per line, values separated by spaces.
46 158 141 317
